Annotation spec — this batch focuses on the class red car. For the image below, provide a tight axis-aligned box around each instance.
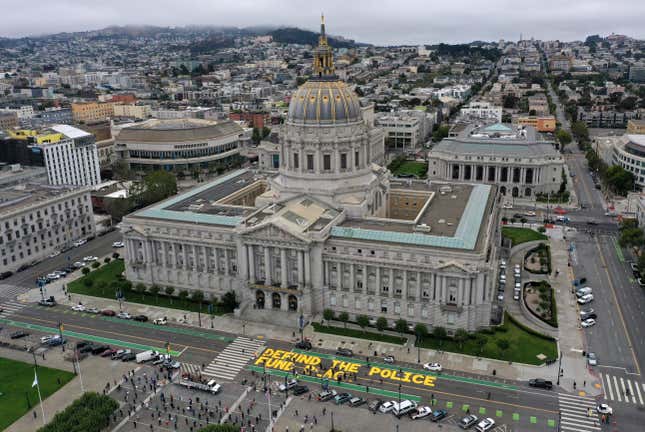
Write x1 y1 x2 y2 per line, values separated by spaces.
101 348 117 357
101 309 116 316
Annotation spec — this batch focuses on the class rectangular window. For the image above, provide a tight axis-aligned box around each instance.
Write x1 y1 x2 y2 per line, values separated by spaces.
307 154 314 171
293 153 299 169
340 153 347 169
323 154 331 171
355 151 359 167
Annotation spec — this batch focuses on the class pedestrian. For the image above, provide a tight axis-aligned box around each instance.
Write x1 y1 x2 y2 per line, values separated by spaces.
583 380 586 387
33 410 37 419
133 420 137 429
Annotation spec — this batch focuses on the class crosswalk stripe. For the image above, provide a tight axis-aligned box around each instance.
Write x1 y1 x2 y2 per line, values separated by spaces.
558 399 595 408
626 380 636 403
558 393 596 402
620 377 627 402
613 376 622 402
560 419 600 428
200 336 265 381
635 379 644 404
602 374 614 400
560 422 600 431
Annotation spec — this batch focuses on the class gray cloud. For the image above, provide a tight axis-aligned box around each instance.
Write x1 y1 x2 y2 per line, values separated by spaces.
2 0 643 44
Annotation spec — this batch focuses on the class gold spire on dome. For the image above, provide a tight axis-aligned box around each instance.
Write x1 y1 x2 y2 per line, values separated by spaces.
312 13 335 79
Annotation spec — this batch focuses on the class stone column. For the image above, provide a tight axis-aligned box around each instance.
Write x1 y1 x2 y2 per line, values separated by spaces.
376 266 381 292
281 248 288 289
337 262 342 290
182 244 188 270
417 271 422 299
363 264 368 293
350 263 355 290
389 268 394 298
248 245 256 283
264 246 272 285
298 251 305 288
224 249 230 276
402 270 408 299
192 245 197 271
304 251 310 288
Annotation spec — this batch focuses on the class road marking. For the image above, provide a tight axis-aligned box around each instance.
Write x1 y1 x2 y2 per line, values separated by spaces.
620 377 626 402
602 374 614 400
595 238 641 375
613 376 622 402
626 379 636 403
635 379 644 404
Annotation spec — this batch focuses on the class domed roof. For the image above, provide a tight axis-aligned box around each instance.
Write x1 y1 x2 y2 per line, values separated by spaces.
287 79 362 125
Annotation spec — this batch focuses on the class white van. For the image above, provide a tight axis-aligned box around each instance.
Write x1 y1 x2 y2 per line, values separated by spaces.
393 400 417 418
576 287 592 297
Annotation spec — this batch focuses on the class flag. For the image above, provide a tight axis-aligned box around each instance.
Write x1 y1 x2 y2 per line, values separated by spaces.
32 370 38 388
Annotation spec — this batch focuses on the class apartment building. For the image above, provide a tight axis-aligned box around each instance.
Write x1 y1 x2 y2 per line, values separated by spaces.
71 102 115 123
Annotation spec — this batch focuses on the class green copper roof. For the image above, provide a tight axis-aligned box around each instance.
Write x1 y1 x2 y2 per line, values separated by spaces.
135 169 248 226
331 184 491 250
482 123 513 132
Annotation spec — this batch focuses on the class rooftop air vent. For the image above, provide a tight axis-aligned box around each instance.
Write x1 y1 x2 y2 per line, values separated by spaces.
414 223 432 233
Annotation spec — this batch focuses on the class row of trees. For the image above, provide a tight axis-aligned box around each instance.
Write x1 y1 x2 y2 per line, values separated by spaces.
38 392 118 432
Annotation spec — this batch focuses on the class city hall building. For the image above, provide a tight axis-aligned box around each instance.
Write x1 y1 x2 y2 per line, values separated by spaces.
121 19 500 331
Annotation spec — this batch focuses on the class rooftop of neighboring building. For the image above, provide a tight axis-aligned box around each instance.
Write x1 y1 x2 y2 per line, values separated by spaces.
115 118 244 143
0 182 86 217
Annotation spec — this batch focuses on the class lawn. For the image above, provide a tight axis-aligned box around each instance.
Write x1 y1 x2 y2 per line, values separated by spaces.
388 160 428 178
501 227 548 246
416 313 557 365
312 323 406 345
68 259 227 315
0 357 74 431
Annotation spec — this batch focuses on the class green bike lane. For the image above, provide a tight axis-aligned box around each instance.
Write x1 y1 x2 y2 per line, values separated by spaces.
248 346 560 430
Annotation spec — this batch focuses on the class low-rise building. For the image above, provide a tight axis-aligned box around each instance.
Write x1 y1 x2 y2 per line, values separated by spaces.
459 101 502 123
113 104 151 120
516 116 556 132
612 134 645 189
0 181 95 272
627 119 645 134
0 112 18 129
71 102 115 123
427 123 564 199
376 112 423 151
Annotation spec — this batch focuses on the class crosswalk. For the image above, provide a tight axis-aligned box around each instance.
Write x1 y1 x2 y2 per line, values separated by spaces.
558 393 600 432
0 284 27 299
180 362 203 377
202 337 265 381
0 299 27 318
600 372 645 405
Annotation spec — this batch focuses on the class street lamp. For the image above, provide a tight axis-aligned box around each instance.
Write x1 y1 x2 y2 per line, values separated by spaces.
556 352 563 385
330 411 334 431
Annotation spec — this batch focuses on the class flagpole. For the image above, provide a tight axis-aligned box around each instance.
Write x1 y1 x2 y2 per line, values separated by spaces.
34 371 46 425
267 388 272 430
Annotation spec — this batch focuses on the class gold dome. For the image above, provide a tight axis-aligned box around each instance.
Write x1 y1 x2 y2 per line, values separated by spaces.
287 80 361 125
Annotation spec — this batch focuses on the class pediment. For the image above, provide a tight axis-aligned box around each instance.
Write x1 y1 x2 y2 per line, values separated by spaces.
437 261 469 274
242 222 309 245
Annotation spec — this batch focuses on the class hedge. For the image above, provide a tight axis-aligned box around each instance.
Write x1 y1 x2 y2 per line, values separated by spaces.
38 392 118 432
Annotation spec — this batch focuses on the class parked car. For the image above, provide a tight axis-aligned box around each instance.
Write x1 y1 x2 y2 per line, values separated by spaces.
71 304 86 312
73 261 85 268
335 348 353 357
459 414 479 429
317 390 338 402
85 307 100 314
295 340 312 350
0 271 13 280
411 406 432 419
101 348 117 357
121 352 137 362
577 294 594 304
475 417 496 432
580 309 597 320
76 340 92 349
91 345 110 355
430 409 448 422
367 399 383 413
334 393 352 405
581 318 596 328
48 336 66 346
101 309 116 316
587 352 598 366
73 239 87 247
348 396 366 407
279 379 298 392
46 273 60 280
10 330 29 339
40 335 55 344
423 362 442 372
112 349 131 360
153 317 167 325
112 241 125 248
528 379 553 390
383 355 395 364
292 385 309 396
378 401 396 413
79 343 97 353
83 255 98 262
576 287 593 297
133 315 148 322
117 312 132 320
38 298 56 307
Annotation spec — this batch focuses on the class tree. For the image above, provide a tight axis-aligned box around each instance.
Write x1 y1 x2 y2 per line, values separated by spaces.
338 311 349 328
112 252 120 259
112 160 134 180
178 289 189 306
502 94 518 109
571 121 589 142
192 290 205 312
91 261 100 269
221 290 239 312
322 308 335 324
149 284 161 302
376 317 388 332
165 286 175 304
356 315 370 332
605 165 635 195
104 197 134 222
496 338 510 359
432 326 447 340
454 328 469 349
620 96 637 111
394 318 408 336
104 257 111 264
432 125 450 142
414 323 429 343
520 217 528 227
81 267 90 275
251 127 262 144
556 129 572 147
139 170 177 206
475 334 487 356
619 227 644 248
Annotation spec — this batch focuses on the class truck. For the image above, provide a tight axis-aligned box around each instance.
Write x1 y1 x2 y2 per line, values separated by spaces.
178 377 221 394
136 350 159 363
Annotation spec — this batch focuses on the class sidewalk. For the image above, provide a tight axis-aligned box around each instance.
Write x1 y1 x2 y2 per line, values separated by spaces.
2 346 132 432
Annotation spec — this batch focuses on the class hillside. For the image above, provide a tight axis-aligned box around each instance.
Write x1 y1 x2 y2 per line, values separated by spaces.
268 27 356 48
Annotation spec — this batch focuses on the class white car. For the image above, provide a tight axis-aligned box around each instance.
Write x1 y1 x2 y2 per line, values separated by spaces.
423 362 443 372
40 335 55 344
117 312 132 320
73 261 85 268
278 379 298 392
475 417 496 431
83 256 98 262
581 318 596 328
112 241 125 248
153 317 168 325
525 211 536 217
73 239 87 247
514 282 521 289
577 294 594 304
85 307 100 314
378 401 396 413
48 250 61 258
499 273 506 280
411 406 432 419
46 273 60 280
596 403 613 415
502 202 513 209
71 304 86 312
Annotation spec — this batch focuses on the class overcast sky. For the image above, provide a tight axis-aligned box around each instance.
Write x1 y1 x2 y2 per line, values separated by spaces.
2 0 643 44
